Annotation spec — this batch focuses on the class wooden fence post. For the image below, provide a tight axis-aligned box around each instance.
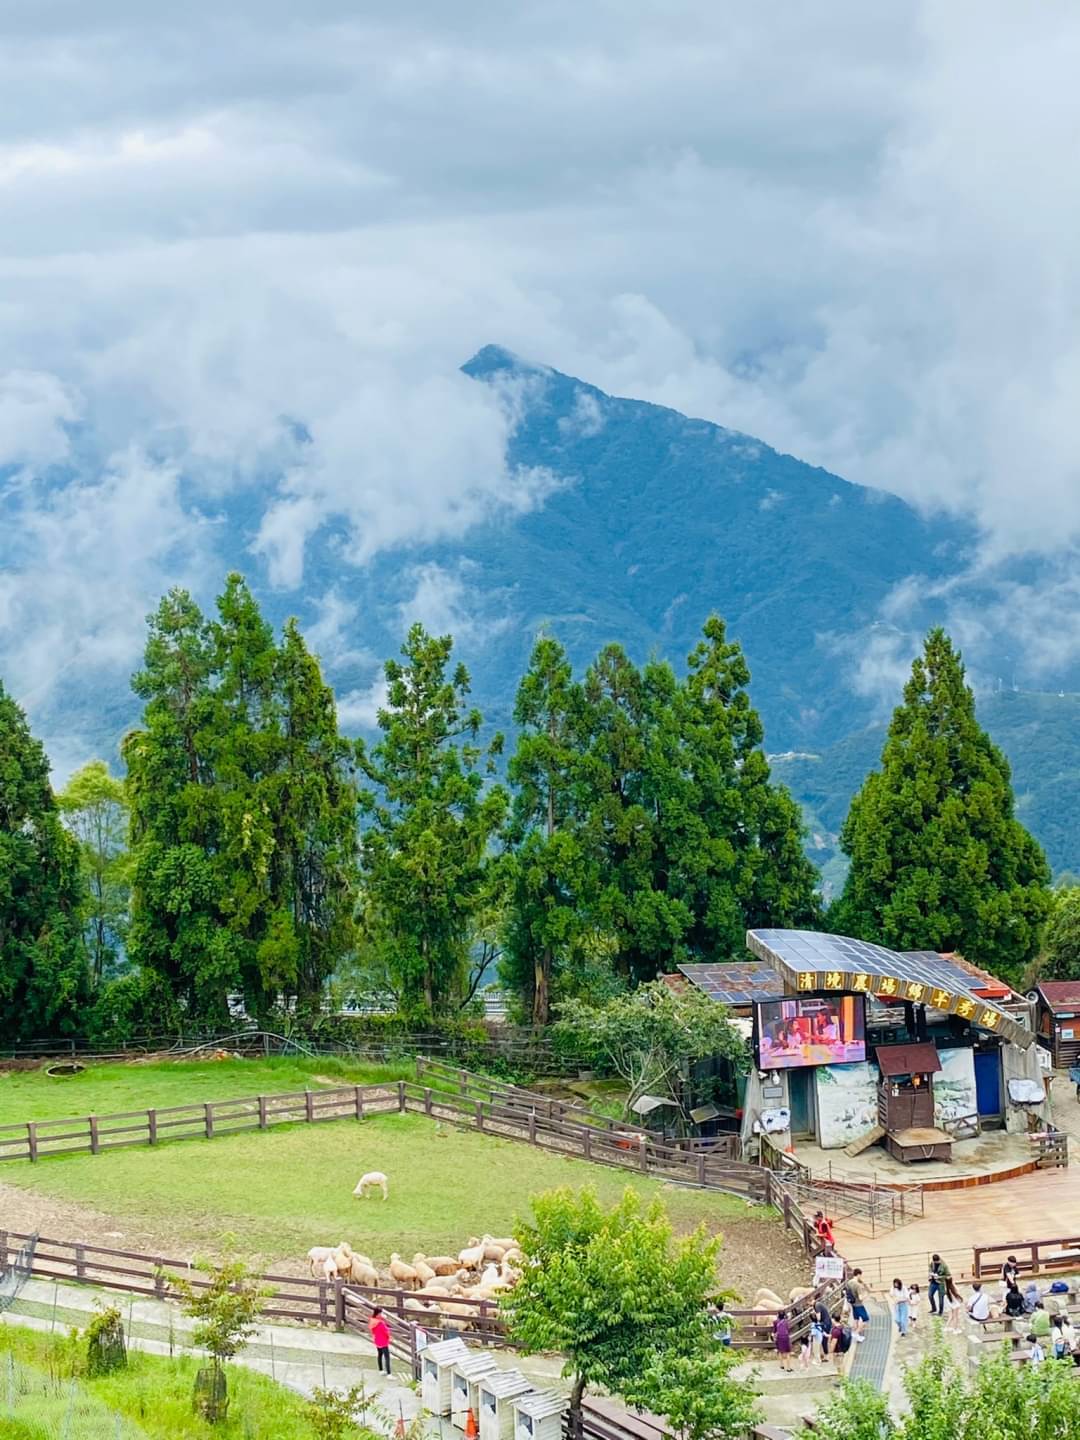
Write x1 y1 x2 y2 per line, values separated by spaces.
0 1231 7 1272
398 1081 407 1113
528 1111 537 1144
639 1136 648 1173
583 1130 591 1161
27 1122 37 1163
318 1281 328 1325
334 1279 345 1328
89 1116 100 1155
258 1096 268 1130
697 1153 706 1186
154 1262 166 1299
424 1088 433 1116
75 1244 86 1281
354 1086 364 1120
475 1101 484 1132
148 1110 158 1145
305 1090 314 1124
204 1102 214 1140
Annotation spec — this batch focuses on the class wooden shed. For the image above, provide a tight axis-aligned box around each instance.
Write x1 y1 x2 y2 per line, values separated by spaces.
876 1041 952 1164
1034 982 1080 1069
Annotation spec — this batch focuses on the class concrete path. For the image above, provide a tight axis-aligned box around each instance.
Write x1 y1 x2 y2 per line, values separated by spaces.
2 1277 564 1436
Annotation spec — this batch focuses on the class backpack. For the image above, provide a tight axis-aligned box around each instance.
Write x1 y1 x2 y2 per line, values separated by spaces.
844 1285 857 1305
1050 1281 1069 1294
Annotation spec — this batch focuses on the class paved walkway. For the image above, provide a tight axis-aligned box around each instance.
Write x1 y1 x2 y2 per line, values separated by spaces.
2 1278 564 1435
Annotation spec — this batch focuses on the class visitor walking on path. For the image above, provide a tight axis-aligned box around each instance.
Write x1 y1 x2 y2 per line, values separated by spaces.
773 1311 794 1372
369 1308 392 1375
890 1279 910 1338
928 1254 951 1316
847 1269 869 1342
943 1277 964 1333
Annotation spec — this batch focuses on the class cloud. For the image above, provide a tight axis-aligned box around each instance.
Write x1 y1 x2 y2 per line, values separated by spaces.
4 0 1080 757
337 678 388 731
395 561 515 645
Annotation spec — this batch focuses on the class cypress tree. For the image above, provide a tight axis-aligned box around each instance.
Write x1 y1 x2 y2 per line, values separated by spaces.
832 628 1051 981
0 682 88 1041
503 635 592 1024
358 624 507 1015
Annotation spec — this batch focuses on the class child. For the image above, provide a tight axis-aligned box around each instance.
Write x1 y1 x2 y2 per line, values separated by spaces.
799 1327 813 1371
908 1283 921 1328
809 1315 826 1365
773 1310 793 1373
1028 1333 1045 1367
368 1307 392 1375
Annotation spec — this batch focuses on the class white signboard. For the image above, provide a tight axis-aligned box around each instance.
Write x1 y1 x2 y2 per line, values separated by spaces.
814 1254 845 1283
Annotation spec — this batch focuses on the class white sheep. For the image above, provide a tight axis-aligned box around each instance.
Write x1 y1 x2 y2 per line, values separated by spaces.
389 1253 419 1288
412 1255 437 1287
479 1262 502 1289
427 1255 460 1276
458 1241 486 1269
752 1287 785 1312
353 1170 389 1200
307 1246 336 1277
349 1257 379 1286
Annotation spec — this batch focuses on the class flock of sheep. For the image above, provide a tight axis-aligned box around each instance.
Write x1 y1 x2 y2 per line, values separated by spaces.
305 1234 524 1323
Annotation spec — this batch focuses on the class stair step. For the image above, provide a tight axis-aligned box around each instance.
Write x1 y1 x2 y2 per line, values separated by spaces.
845 1125 885 1157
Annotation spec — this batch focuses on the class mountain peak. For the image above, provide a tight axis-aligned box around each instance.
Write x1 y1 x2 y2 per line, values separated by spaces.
461 344 542 380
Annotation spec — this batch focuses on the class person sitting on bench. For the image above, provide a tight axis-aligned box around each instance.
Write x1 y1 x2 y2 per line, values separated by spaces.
966 1284 992 1324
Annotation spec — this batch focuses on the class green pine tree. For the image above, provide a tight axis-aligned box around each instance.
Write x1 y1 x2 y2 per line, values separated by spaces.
831 628 1051 982
0 682 88 1041
125 577 358 1023
57 760 131 986
358 624 507 1015
503 635 592 1024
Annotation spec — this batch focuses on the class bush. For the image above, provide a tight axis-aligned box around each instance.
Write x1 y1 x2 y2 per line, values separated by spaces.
85 1304 127 1377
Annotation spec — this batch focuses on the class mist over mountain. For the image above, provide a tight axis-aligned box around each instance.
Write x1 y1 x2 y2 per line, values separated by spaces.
13 346 1080 875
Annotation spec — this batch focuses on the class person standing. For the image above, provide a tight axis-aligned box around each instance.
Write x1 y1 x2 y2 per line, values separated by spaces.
928 1255 951 1316
773 1310 794 1372
908 1283 921 1328
1000 1254 1020 1299
943 1277 964 1333
847 1269 870 1342
369 1307 392 1375
890 1278 910 1338
1028 1333 1045 1367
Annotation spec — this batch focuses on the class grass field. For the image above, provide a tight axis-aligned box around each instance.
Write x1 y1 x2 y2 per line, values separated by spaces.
0 1057 412 1126
0 1110 757 1265
0 1322 334 1439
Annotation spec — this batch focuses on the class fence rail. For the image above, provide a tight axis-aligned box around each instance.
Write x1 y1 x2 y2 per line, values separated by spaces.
973 1233 1080 1279
0 1072 769 1202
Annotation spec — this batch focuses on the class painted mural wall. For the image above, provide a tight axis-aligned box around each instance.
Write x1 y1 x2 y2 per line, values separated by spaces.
815 1061 879 1149
933 1047 977 1125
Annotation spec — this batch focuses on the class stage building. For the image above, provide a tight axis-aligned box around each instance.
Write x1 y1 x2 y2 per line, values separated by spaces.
672 929 1048 1166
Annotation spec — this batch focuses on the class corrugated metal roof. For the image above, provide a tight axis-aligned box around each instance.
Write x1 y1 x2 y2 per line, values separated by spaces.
1037 981 1080 1010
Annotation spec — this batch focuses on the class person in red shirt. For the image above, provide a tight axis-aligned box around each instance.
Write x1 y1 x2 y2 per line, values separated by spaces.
813 1211 835 1248
369 1307 392 1374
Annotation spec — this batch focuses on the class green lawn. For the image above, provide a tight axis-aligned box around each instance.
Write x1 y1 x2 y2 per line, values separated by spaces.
0 1056 412 1126
0 1109 759 1266
0 1323 335 1439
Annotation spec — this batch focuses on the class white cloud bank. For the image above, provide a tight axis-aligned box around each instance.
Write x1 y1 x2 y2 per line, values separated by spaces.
3 1 1080 740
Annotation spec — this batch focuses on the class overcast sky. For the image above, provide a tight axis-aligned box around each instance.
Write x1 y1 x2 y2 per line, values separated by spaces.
4 2 1080 746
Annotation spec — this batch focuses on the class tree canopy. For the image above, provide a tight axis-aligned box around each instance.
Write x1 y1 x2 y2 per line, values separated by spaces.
357 623 508 1016
504 1187 735 1437
124 576 358 1023
58 760 130 985
832 629 1051 984
0 683 87 1042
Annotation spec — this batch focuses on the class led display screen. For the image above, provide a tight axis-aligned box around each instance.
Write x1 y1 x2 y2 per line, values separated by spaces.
755 995 866 1068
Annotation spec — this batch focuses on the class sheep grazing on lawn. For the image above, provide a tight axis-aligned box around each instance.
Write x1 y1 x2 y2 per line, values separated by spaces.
353 1170 389 1200
426 1256 460 1276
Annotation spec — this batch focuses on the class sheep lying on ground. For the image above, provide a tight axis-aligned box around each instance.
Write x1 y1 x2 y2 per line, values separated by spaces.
353 1170 389 1200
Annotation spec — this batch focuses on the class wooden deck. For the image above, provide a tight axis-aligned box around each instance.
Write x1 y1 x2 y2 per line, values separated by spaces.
835 1166 1080 1282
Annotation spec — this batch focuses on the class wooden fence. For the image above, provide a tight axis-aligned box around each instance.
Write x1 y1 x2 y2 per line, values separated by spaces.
0 1229 505 1345
973 1233 1080 1279
0 1074 768 1202
415 1057 742 1159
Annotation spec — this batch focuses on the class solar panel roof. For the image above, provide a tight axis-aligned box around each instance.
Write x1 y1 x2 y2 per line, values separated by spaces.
677 962 783 1007
745 929 1030 1047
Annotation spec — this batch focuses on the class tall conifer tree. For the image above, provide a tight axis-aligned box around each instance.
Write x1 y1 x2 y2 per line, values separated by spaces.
358 624 507 1015
0 683 87 1040
503 635 591 1024
832 628 1051 980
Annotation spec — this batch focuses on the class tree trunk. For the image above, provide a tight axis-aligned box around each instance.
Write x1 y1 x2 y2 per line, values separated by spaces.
568 1375 586 1440
532 948 551 1027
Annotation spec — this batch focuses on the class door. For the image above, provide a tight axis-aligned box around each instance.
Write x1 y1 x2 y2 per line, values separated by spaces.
788 1069 815 1137
974 1051 1002 1119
